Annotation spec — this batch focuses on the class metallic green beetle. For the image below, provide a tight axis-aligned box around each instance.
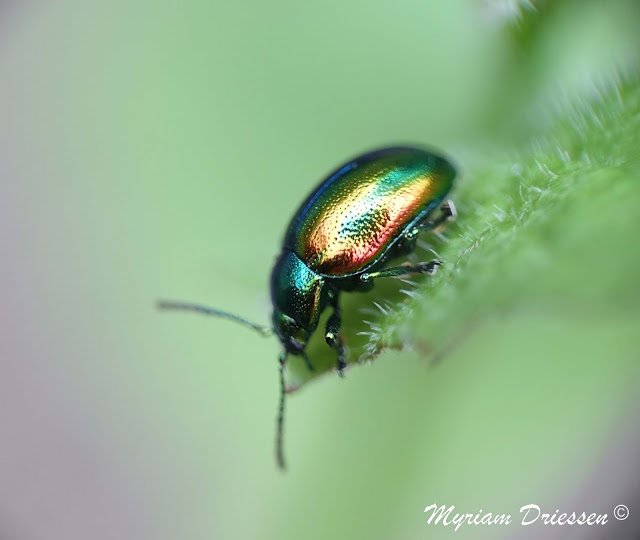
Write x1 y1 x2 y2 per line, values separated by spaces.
159 146 456 469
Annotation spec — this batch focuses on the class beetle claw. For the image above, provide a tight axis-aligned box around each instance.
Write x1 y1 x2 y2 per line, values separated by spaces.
418 259 442 275
441 200 457 220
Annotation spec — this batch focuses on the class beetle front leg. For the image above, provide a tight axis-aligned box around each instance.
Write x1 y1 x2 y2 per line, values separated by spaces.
325 298 347 377
360 260 441 282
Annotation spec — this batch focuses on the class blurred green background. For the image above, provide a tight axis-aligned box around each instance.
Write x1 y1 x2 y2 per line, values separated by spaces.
1 1 639 539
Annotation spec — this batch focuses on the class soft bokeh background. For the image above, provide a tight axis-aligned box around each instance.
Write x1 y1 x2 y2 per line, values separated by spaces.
1 1 639 539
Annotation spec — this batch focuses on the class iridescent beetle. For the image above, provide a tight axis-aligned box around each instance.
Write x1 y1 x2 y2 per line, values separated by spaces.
158 146 456 469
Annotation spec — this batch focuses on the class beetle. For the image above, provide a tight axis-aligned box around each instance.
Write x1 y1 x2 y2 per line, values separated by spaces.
158 146 456 469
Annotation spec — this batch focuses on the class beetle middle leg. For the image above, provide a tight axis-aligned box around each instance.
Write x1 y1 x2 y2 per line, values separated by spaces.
359 260 441 283
325 294 347 377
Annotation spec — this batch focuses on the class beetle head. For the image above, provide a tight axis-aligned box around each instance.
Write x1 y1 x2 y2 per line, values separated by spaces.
271 310 312 354
270 250 328 355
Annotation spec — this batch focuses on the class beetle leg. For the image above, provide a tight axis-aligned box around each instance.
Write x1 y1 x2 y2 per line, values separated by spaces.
360 260 441 282
325 297 347 377
406 200 457 240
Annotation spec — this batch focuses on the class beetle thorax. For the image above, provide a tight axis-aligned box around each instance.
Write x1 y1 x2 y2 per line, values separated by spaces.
270 250 328 352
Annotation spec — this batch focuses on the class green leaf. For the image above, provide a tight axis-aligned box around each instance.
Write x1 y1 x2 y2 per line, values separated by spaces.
285 72 640 392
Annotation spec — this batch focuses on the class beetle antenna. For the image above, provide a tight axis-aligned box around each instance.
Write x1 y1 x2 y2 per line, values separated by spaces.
156 300 272 336
276 352 287 470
